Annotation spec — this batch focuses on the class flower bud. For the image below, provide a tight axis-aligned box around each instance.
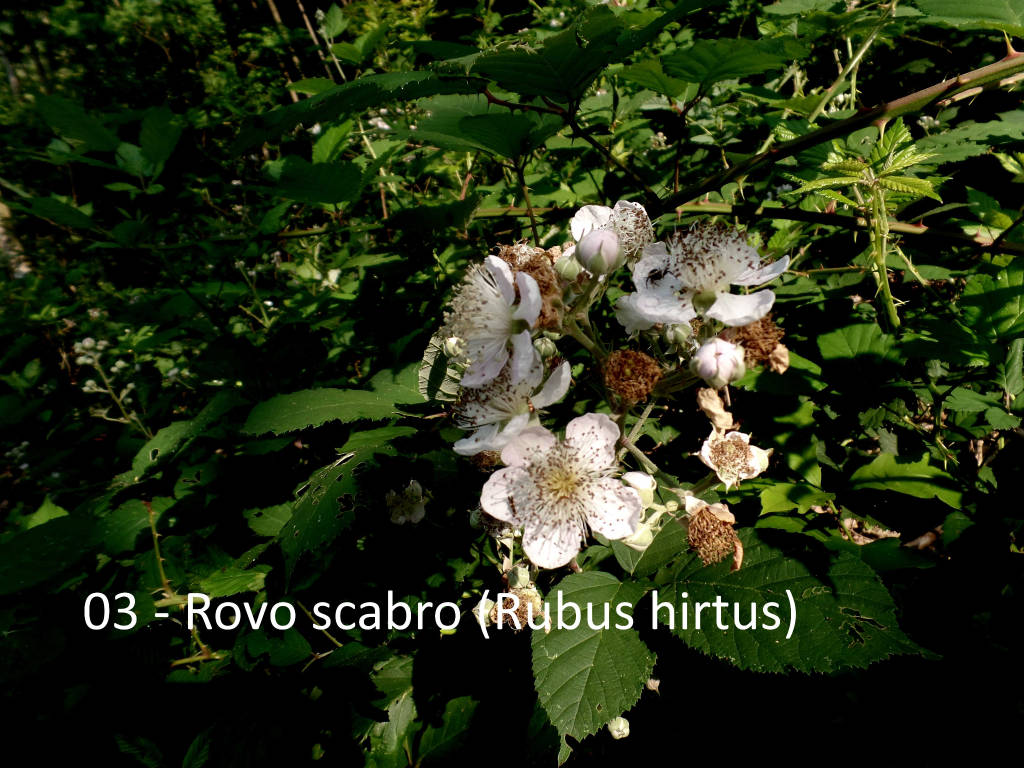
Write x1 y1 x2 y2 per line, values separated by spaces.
575 229 623 275
554 250 583 281
608 717 630 740
508 565 532 589
665 323 693 350
473 598 496 626
622 471 656 508
443 336 466 358
690 338 745 389
533 336 558 360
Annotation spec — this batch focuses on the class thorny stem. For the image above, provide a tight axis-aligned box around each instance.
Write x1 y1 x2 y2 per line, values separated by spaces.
870 188 901 328
617 401 655 463
807 1 894 123
620 435 660 475
145 500 173 600
674 201 1024 255
298 601 344 648
658 50 1024 216
513 160 540 243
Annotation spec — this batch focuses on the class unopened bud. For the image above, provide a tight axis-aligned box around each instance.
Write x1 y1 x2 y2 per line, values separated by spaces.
622 472 656 508
473 598 496 626
508 565 532 589
608 716 630 740
690 338 745 389
533 337 558 359
576 229 623 275
554 251 583 281
665 323 692 349
443 336 466 358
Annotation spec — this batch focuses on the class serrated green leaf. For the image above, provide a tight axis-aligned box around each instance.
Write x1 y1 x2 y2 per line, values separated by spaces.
849 452 962 508
944 386 1000 412
795 175 864 193
663 38 792 87
999 339 1024 396
263 156 363 205
914 0 1024 35
416 696 478 763
984 407 1021 430
243 366 417 435
818 323 898 361
532 572 654 743
244 504 293 537
760 483 835 514
878 175 941 200
36 95 120 152
419 334 461 403
199 565 270 598
960 262 1024 342
279 426 415 572
663 530 925 672
610 516 689 577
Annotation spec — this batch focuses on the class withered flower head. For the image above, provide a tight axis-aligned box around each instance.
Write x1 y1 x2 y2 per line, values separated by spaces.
603 349 662 404
684 497 742 569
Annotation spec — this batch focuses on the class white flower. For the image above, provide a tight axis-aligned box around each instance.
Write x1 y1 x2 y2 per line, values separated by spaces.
444 256 542 388
386 480 427 525
699 430 771 490
567 200 654 263
691 338 746 389
621 471 656 508
615 225 789 332
452 361 572 456
608 717 630 740
480 413 642 569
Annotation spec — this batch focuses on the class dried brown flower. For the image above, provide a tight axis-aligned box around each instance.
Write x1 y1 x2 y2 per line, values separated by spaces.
603 349 662 404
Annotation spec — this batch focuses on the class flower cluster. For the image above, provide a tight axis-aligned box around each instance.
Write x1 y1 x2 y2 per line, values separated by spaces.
424 200 788 574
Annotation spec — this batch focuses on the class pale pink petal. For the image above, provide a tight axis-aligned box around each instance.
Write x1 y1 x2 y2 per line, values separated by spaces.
509 330 540 386
513 271 542 326
705 290 775 326
571 204 613 241
531 361 571 409
481 466 530 523
565 412 619 470
454 424 502 456
585 478 642 539
732 255 790 287
615 294 657 334
501 426 556 467
460 342 508 388
522 514 584 569
484 255 516 305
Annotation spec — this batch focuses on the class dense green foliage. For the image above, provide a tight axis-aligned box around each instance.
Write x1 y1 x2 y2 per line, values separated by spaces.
1 0 1023 764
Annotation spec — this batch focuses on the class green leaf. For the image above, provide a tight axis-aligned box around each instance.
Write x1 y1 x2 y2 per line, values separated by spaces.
618 60 691 98
36 95 119 151
418 334 461 403
244 504 293 537
817 323 897 361
877 175 941 200
610 517 689 577
263 156 363 205
96 497 175 554
663 530 925 672
279 426 415 572
760 483 835 514
944 386 999 412
234 72 481 150
26 197 94 229
663 38 793 87
998 339 1024 396
985 407 1021 430
199 565 271 598
960 262 1024 342
320 4 348 38
24 496 69 529
243 366 418 435
794 176 865 193
139 106 181 177
367 690 419 768
0 516 94 595
532 572 654 743
416 696 478 763
849 452 962 508
914 0 1024 35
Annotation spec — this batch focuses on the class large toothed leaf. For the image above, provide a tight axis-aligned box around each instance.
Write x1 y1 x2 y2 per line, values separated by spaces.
243 365 418 435
663 530 926 672
849 452 963 508
532 573 654 745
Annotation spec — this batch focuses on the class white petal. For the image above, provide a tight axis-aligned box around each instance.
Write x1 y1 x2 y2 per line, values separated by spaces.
634 290 696 325
481 466 529 523
512 271 542 326
484 255 516 305
522 514 583 569
509 330 540 385
732 255 790 287
565 412 619 470
705 290 775 326
501 426 556 467
571 205 613 241
614 294 657 334
454 424 503 456
586 478 642 540
531 361 572 409
460 342 508 388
